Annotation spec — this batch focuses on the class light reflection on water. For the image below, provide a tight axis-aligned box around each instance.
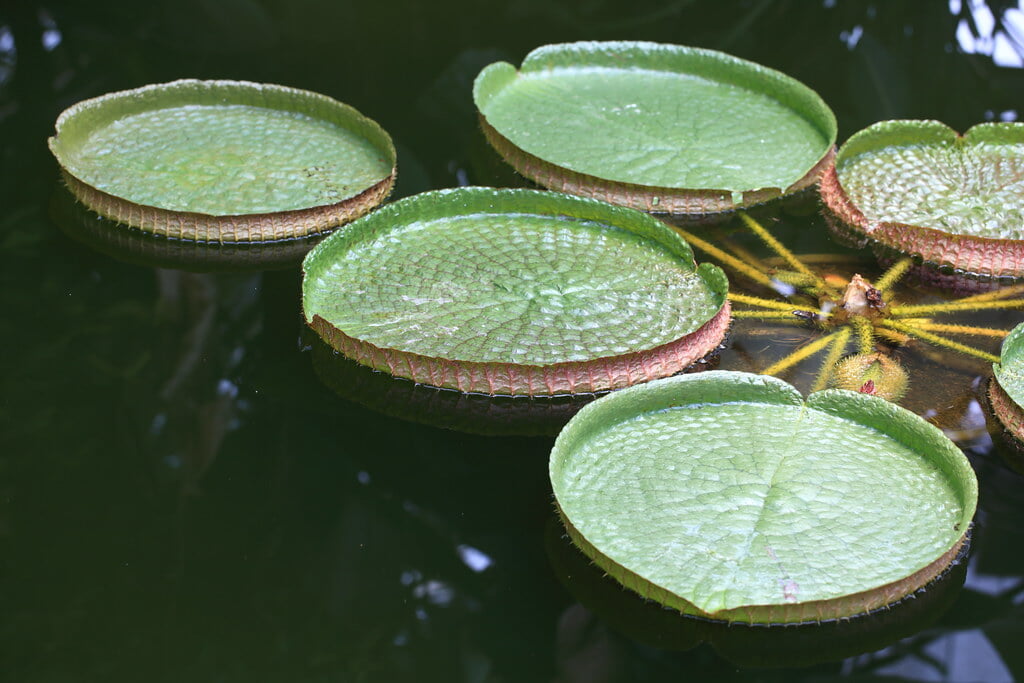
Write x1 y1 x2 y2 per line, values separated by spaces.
952 0 1024 68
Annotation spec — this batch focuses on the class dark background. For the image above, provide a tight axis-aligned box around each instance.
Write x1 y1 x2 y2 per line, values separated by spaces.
3 1 1024 681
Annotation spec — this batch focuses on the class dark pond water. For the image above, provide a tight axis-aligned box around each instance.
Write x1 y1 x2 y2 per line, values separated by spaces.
5 1 1024 680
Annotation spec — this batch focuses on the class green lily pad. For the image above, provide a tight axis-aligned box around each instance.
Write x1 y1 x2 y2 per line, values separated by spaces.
473 41 836 215
821 120 1024 279
550 371 977 623
302 187 730 396
990 322 1024 443
48 79 396 242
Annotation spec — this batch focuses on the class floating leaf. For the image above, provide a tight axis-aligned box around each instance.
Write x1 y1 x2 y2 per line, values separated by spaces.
302 187 729 396
474 41 836 215
991 322 1024 444
48 79 396 242
821 120 1024 280
550 371 977 623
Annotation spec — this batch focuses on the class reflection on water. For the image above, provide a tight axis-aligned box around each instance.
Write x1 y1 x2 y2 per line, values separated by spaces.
546 518 971 668
49 185 325 273
952 0 1024 68
5 1 1024 681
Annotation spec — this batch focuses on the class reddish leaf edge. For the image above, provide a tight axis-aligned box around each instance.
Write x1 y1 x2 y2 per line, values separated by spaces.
481 117 835 217
819 157 1024 281
556 503 969 625
309 301 731 397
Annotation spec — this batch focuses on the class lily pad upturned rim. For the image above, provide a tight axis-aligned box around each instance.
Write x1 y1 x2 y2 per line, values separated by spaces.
991 322 1024 442
474 41 837 216
550 371 977 624
302 187 730 396
820 119 1024 279
48 79 397 243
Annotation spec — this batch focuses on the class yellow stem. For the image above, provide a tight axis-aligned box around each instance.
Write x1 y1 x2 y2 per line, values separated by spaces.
761 331 842 377
672 225 775 288
880 319 999 363
890 299 1024 315
873 257 914 293
768 271 820 287
763 253 866 265
910 322 1010 338
850 317 875 354
956 283 1024 303
732 310 807 321
737 212 819 280
811 327 852 392
717 231 769 271
876 327 910 345
729 292 806 312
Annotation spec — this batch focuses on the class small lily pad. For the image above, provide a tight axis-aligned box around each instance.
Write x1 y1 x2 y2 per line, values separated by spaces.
990 322 1024 443
473 41 836 215
821 120 1024 279
48 79 396 242
302 187 730 396
550 371 977 623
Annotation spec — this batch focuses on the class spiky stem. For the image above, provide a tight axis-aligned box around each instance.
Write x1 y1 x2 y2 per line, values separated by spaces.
760 330 843 377
873 257 914 293
732 310 808 321
890 299 1024 315
850 316 875 355
876 327 910 345
767 271 822 288
880 319 999 363
672 225 775 288
764 254 866 265
811 327 852 392
716 230 769 271
737 212 820 281
730 292 806 312
910 322 1010 338
956 283 1024 303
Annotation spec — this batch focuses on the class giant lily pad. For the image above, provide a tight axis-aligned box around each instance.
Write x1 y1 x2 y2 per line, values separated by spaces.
990 322 1024 443
48 79 396 242
550 371 977 623
302 187 730 396
473 41 836 215
821 120 1024 279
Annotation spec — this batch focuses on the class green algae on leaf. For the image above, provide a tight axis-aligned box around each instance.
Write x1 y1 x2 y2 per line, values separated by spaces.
48 79 396 242
473 41 836 216
990 322 1024 443
550 371 977 624
821 120 1024 279
302 187 730 396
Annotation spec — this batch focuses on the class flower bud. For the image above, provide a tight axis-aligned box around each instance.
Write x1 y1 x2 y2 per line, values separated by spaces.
830 353 908 402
